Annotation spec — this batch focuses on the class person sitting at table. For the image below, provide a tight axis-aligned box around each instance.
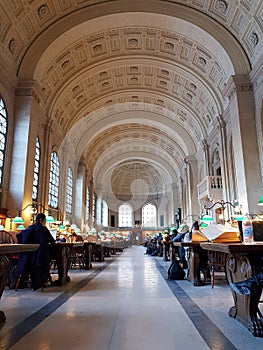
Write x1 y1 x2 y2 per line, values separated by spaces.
18 213 56 291
230 271 263 295
183 221 211 281
183 221 199 265
172 224 189 268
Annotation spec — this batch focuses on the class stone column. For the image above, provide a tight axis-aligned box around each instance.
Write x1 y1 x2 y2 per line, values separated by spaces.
217 115 229 201
171 182 179 225
183 155 199 219
8 81 38 220
224 75 262 213
75 164 85 228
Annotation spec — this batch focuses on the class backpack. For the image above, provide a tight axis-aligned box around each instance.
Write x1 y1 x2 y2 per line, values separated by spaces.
167 259 185 280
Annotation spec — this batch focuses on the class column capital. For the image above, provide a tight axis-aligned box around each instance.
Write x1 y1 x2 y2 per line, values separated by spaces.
224 75 253 102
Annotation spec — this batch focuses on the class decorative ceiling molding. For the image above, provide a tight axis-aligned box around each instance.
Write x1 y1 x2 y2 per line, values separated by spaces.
83 123 186 174
0 0 256 77
38 26 229 113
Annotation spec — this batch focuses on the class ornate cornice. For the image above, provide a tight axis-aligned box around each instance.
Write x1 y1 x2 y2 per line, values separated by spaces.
224 75 253 102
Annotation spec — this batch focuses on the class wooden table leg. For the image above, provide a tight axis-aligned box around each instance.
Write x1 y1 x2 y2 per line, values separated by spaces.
54 246 71 286
83 244 92 269
226 253 263 337
188 247 203 286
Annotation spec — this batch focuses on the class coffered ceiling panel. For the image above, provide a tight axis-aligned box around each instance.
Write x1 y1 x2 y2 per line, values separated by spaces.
1 1 261 199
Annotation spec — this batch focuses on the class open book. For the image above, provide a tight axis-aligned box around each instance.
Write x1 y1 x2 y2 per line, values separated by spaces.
192 224 241 243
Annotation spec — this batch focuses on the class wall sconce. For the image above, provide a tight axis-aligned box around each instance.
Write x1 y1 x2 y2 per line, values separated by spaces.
204 200 237 224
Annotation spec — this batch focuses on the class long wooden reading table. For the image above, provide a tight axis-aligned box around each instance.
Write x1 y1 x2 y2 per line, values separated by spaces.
200 242 263 337
0 243 39 323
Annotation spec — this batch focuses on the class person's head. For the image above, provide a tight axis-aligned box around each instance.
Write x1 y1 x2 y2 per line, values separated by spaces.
35 213 46 226
192 221 199 231
180 224 189 234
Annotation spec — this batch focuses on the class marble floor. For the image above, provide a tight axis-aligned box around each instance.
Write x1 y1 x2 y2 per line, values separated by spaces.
0 246 262 350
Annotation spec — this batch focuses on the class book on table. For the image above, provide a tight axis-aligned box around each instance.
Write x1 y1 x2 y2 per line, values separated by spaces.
192 224 241 243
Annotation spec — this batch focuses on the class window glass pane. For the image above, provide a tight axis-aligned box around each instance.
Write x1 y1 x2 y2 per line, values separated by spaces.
32 137 40 200
48 152 60 208
102 201 108 227
119 204 133 227
0 96 7 187
92 194 95 223
66 167 73 214
86 187 90 221
142 203 157 227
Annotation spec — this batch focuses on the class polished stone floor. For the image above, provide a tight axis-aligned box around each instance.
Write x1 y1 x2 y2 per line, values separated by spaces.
0 246 262 350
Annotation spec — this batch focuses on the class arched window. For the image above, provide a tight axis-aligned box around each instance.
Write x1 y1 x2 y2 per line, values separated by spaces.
32 137 40 200
102 200 108 227
86 187 90 222
119 204 133 227
96 197 101 225
142 203 157 227
0 96 8 187
48 151 60 208
66 167 73 214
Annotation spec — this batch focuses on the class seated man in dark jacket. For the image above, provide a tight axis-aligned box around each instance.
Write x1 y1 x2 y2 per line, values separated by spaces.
17 213 55 291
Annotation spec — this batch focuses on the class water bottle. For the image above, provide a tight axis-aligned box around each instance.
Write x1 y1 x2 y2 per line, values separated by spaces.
242 216 254 244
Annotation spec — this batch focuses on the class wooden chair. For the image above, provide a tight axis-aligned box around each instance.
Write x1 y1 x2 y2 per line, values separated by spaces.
69 244 85 270
0 230 16 244
207 250 227 288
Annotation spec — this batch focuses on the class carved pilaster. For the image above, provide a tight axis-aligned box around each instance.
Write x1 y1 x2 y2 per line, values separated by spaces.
224 75 253 102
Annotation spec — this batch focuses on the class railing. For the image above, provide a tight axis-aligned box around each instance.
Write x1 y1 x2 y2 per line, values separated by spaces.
197 176 223 200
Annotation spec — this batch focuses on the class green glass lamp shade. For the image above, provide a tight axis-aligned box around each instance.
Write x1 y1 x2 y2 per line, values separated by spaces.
46 215 55 223
201 214 213 222
13 216 24 224
258 196 263 206
234 214 245 221
0 224 5 230
17 224 25 230
200 223 208 228
59 224 65 230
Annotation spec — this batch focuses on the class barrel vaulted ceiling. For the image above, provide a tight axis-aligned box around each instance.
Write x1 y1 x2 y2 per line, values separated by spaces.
1 0 262 199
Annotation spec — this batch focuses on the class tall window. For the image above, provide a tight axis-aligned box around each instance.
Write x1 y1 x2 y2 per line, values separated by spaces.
48 151 60 208
92 193 95 224
142 203 157 227
96 197 101 225
32 137 40 200
66 167 73 214
86 187 90 222
0 96 7 187
119 204 133 227
102 200 108 227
